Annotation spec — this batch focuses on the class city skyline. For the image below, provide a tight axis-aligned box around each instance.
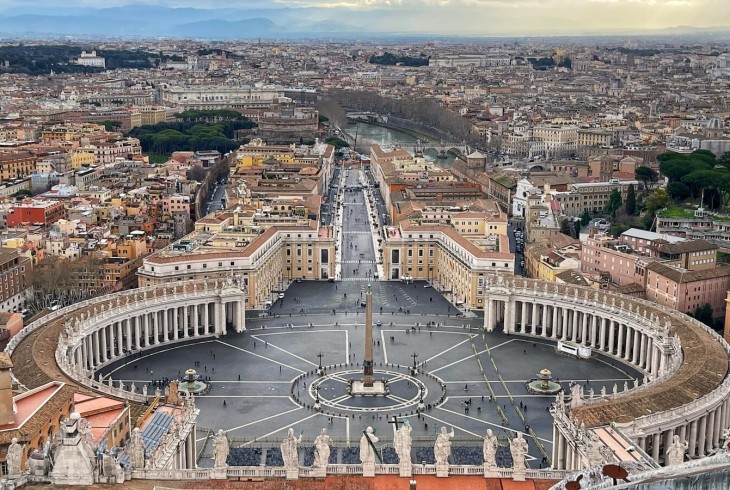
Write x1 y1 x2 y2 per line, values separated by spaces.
1 0 730 37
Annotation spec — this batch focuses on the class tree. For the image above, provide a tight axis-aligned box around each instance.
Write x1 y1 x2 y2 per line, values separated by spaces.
580 209 591 227
102 120 122 131
693 303 714 327
717 151 730 171
325 137 350 149
635 166 658 192
188 166 207 182
625 184 636 215
667 182 691 202
560 219 572 237
604 188 622 218
642 188 672 230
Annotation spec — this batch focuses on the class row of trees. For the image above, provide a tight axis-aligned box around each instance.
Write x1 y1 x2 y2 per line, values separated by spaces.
658 149 730 208
174 109 246 123
321 90 481 147
127 119 256 155
368 52 429 67
26 255 111 314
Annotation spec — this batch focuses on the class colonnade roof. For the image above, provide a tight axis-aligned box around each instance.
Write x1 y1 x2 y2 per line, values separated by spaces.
572 310 728 427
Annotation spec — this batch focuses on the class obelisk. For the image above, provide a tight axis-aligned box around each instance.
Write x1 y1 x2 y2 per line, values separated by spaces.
363 283 374 386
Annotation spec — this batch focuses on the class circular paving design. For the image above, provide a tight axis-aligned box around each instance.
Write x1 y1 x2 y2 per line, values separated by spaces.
292 366 446 415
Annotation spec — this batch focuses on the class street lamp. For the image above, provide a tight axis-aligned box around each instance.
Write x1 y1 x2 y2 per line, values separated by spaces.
317 351 324 375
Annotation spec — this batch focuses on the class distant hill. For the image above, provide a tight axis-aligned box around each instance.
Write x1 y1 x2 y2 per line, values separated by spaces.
0 5 729 39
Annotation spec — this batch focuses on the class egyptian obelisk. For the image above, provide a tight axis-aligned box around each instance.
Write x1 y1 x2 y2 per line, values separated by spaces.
363 284 374 386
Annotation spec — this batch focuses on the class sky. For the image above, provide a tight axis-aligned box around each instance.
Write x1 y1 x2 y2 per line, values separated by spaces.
3 0 730 35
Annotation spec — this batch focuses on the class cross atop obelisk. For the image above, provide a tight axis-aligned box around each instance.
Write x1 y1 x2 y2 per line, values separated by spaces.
363 283 374 387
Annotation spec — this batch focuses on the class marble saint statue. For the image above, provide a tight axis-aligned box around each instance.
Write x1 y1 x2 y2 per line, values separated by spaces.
313 429 332 468
359 427 379 465
213 429 229 469
434 426 455 466
281 428 302 470
483 429 498 469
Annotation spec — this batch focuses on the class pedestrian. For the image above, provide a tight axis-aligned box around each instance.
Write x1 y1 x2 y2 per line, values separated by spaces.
223 400 227 407
238 374 241 381
254 342 256 348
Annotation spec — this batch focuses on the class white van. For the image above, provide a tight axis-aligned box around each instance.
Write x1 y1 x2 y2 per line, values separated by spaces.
264 301 273 310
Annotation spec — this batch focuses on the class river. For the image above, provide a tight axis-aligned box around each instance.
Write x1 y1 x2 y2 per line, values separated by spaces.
343 121 457 166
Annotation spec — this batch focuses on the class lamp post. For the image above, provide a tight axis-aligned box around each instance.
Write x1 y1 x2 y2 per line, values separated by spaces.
411 351 419 376
317 351 324 375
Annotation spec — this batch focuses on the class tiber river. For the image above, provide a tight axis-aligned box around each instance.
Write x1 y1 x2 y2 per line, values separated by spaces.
343 121 458 166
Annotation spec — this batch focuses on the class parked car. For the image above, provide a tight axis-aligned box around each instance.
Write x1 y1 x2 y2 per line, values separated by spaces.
278 293 285 299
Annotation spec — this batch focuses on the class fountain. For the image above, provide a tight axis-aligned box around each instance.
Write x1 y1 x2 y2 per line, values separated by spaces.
526 368 562 395
177 368 208 395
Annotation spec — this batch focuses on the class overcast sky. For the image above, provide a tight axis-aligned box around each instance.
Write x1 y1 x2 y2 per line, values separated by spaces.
3 0 730 35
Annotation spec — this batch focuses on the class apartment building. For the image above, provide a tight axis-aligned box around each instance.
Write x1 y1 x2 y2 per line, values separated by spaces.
524 233 582 282
138 210 336 308
0 152 37 181
158 84 285 110
577 129 613 147
7 200 66 227
381 215 514 309
646 262 730 320
552 180 640 217
0 249 30 312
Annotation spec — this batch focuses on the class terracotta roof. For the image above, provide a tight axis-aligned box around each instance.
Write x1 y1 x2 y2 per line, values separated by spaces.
0 383 75 445
646 262 730 283
655 240 717 255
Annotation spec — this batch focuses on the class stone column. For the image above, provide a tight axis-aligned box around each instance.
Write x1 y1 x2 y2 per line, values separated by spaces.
504 299 514 334
219 299 227 336
92 330 100 367
116 321 123 356
520 301 528 333
632 328 640 364
591 315 598 346
163 308 169 342
203 303 210 335
486 299 495 332
193 304 200 337
173 307 179 341
183 306 189 338
100 326 108 362
689 419 698 458
698 416 707 457
237 300 246 333
652 346 661 376
541 304 548 337
639 333 647 369
551 306 558 339
662 430 673 465
561 308 568 340
617 323 624 358
599 318 606 351
645 338 653 374
581 312 588 345
608 320 616 355
705 412 715 454
531 302 539 335
153 312 160 344
135 316 141 350
571 310 579 342
651 432 661 462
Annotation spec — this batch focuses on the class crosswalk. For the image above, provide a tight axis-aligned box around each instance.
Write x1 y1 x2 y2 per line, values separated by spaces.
339 277 375 282
342 259 376 264
343 231 376 235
